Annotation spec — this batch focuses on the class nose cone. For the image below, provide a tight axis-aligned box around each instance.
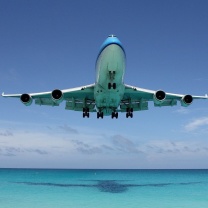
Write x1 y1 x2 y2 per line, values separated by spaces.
100 35 122 50
96 34 125 60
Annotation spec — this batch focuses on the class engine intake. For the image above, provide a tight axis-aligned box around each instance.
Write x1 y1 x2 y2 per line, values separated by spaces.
181 95 193 107
51 89 63 103
20 94 32 106
154 90 166 104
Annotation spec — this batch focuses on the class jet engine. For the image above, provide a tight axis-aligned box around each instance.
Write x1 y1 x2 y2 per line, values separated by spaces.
181 95 193 107
20 94 33 106
51 89 64 104
153 90 166 104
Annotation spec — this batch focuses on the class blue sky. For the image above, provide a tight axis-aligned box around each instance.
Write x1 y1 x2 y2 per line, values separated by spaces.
0 0 208 169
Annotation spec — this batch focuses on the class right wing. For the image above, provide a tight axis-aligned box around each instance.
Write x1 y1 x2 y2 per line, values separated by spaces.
2 84 96 112
121 84 208 112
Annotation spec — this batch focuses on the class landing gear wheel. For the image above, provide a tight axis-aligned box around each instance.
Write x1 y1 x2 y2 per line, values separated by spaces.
83 108 90 118
126 108 133 118
115 112 118 119
112 112 118 119
97 112 104 119
113 83 116 89
108 83 111 89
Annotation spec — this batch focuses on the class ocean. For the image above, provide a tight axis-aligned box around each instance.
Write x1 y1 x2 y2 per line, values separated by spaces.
0 169 208 208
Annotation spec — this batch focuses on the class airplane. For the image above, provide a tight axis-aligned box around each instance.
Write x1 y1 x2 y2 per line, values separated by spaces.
2 34 208 119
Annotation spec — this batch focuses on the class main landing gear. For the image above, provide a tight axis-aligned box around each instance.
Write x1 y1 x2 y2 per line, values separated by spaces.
126 108 133 118
111 112 118 119
97 112 104 119
83 108 89 118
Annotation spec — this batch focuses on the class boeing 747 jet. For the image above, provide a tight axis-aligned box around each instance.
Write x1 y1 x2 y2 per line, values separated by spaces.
2 35 208 119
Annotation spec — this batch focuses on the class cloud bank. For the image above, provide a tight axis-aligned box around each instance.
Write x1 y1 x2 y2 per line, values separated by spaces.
185 117 208 131
1 122 208 169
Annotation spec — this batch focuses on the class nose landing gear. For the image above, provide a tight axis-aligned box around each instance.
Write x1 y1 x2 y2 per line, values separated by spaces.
108 83 117 90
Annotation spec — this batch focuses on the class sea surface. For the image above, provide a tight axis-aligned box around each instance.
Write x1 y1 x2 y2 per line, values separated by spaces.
0 169 208 208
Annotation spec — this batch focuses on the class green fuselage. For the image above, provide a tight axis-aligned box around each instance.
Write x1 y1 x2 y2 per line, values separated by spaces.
94 44 126 115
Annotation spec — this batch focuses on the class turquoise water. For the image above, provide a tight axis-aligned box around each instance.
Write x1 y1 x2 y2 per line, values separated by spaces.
0 169 208 208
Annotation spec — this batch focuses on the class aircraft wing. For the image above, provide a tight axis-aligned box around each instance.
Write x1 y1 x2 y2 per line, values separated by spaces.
2 84 96 112
121 84 208 112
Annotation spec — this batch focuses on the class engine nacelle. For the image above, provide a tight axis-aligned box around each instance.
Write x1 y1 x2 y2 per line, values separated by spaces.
153 90 166 104
51 89 64 104
20 94 33 106
181 95 193 107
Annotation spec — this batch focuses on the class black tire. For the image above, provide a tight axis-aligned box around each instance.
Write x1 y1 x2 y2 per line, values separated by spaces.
108 83 111 89
113 83 116 89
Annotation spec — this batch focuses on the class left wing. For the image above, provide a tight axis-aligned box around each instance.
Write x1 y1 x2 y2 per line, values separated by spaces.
120 84 208 112
2 84 96 112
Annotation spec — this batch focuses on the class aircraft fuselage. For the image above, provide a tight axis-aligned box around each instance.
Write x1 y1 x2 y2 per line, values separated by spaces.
94 35 126 115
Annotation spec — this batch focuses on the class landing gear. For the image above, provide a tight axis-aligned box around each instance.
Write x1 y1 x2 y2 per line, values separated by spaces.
126 112 133 118
83 108 90 118
108 83 116 89
97 112 104 119
111 112 118 119
83 112 89 118
108 83 111 90
126 108 133 118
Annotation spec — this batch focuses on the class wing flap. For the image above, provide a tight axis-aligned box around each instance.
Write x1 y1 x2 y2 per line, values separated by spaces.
35 98 59 106
120 100 148 112
154 99 177 107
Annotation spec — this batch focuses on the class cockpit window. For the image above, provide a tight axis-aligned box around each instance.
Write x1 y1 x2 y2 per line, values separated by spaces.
108 34 117 37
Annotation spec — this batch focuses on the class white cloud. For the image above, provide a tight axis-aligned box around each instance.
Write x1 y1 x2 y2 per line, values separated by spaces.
1 120 208 169
174 108 190 114
184 117 208 131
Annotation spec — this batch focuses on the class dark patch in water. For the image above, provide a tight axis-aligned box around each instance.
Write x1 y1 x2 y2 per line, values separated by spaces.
97 180 128 193
12 180 203 194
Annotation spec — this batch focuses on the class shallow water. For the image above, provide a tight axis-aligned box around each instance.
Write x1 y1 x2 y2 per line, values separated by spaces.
0 169 208 208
